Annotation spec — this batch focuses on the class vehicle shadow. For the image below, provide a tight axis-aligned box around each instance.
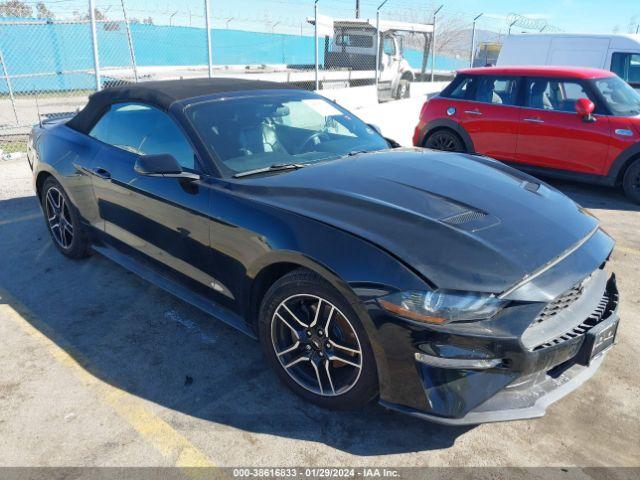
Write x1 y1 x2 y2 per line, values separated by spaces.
542 177 640 212
0 195 470 457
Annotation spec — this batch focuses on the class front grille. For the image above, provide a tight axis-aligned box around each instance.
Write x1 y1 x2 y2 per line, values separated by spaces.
533 282 585 324
532 284 618 351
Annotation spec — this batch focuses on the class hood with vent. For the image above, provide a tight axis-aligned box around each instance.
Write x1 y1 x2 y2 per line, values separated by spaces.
231 148 600 293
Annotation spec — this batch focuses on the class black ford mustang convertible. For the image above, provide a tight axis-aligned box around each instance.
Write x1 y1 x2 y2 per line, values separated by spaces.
28 78 620 424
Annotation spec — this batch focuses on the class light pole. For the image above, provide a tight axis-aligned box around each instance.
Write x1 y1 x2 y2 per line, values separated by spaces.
375 0 389 98
225 17 234 29
430 4 443 82
508 19 517 35
470 13 483 67
169 11 177 26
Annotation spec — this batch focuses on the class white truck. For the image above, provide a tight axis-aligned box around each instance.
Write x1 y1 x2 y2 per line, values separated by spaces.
496 34 640 90
307 18 434 100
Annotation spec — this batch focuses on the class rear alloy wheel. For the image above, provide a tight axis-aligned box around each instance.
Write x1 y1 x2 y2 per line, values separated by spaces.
41 177 90 258
622 159 640 204
424 130 465 152
259 269 377 410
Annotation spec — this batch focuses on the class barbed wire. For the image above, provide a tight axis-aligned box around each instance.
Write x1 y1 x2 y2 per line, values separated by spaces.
0 0 536 33
506 13 563 33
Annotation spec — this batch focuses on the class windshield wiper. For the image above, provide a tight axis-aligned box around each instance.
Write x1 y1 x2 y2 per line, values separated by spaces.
346 150 369 156
233 163 306 178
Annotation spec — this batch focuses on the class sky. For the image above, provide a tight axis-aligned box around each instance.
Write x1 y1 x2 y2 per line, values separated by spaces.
18 0 640 35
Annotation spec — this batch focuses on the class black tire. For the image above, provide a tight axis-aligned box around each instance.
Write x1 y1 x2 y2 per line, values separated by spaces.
424 129 466 152
622 159 640 204
396 79 411 99
258 268 378 410
41 177 91 259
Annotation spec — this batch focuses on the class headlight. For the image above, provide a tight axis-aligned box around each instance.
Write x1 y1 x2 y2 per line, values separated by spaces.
378 290 506 324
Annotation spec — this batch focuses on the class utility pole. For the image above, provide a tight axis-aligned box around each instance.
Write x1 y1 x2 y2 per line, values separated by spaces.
356 0 360 18
470 13 482 68
430 4 443 83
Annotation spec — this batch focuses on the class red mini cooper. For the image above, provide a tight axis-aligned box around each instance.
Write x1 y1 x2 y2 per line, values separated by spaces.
413 66 640 203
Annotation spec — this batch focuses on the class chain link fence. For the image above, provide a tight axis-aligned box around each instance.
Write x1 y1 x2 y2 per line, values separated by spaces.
1 0 512 159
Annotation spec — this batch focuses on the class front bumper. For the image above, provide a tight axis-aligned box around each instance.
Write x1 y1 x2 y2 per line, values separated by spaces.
368 272 619 425
381 349 608 425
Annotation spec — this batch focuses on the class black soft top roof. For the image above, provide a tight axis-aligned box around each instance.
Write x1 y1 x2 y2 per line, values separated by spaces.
67 77 296 134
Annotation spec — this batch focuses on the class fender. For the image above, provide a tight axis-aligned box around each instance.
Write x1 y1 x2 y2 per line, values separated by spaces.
244 249 398 398
420 118 476 153
241 222 432 398
605 141 640 185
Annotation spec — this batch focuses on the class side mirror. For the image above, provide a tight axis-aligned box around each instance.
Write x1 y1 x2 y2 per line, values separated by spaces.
134 154 199 180
575 98 596 122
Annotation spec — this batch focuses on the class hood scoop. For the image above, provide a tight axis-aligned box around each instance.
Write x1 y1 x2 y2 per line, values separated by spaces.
442 209 488 225
440 208 499 232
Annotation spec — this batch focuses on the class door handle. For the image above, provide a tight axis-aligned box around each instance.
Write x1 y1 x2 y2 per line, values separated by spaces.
464 109 483 115
523 118 544 124
91 167 111 180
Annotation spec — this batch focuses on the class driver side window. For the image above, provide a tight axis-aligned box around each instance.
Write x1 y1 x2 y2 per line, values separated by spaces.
90 103 198 170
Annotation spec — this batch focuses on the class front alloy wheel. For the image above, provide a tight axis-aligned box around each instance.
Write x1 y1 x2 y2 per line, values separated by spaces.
271 294 363 396
259 269 377 410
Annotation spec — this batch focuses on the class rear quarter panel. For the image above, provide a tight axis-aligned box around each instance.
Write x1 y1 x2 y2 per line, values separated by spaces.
32 123 102 227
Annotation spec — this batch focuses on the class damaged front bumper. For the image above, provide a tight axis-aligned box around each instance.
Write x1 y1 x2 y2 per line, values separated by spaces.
371 271 620 425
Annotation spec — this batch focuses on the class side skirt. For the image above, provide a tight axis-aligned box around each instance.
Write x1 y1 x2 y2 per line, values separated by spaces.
91 242 257 339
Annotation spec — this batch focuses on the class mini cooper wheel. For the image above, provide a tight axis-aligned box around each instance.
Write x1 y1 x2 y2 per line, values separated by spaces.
41 177 90 258
424 130 465 152
622 159 640 204
259 269 378 410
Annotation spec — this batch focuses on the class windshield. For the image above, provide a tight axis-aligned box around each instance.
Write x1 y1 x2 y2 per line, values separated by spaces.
186 92 389 177
592 76 640 117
